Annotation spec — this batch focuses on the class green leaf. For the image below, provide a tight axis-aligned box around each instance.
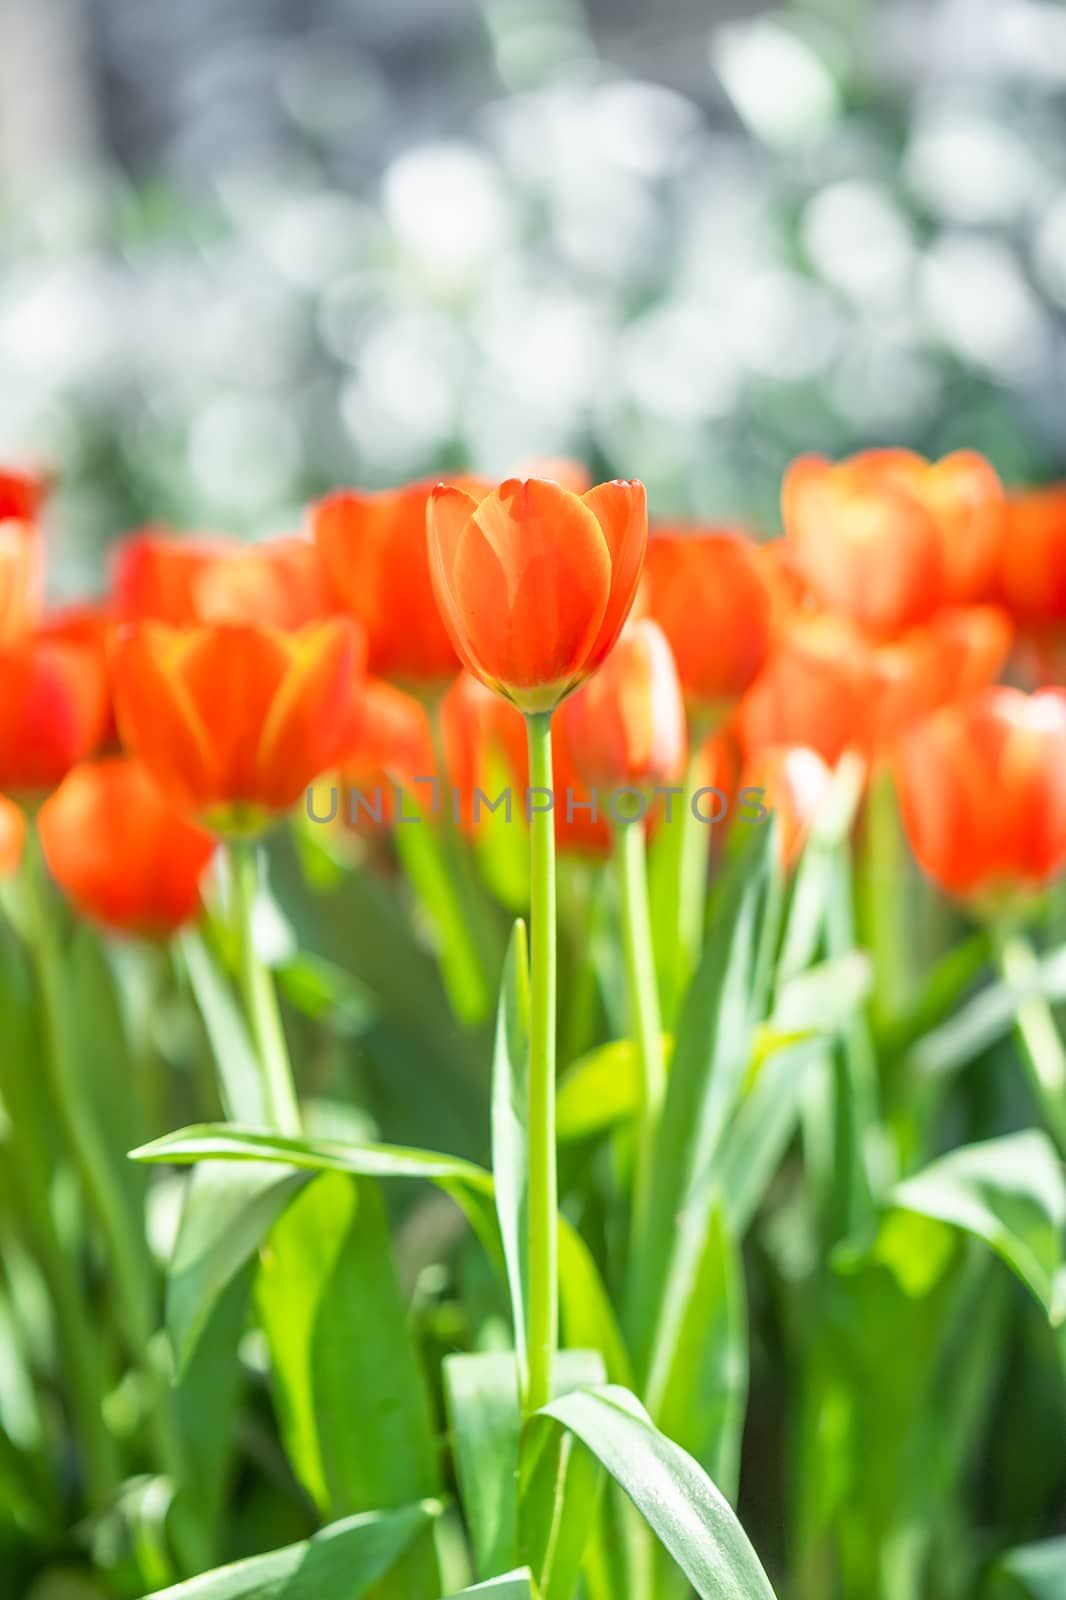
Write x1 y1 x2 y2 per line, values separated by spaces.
990 1536 1066 1597
256 1176 441 1544
713 1035 823 1237
444 1354 523 1582
534 1386 777 1599
443 1351 604 1588
519 1411 602 1600
177 930 269 1124
556 1222 632 1387
141 1501 443 1599
166 1161 306 1376
492 921 531 1399
132 1126 493 1195
556 1038 641 1141
889 1131 1066 1315
627 826 773 1376
443 1573 538 1598
644 1202 748 1502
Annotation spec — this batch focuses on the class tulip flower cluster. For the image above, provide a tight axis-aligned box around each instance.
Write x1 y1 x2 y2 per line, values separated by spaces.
6 442 1066 1600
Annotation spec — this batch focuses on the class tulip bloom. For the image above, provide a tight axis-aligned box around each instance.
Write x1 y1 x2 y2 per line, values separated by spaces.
1000 485 1066 624
640 529 781 714
739 617 876 767
895 687 1066 903
38 758 217 936
113 530 330 631
0 635 110 794
0 795 25 877
427 477 647 714
784 452 946 638
111 619 362 831
562 619 686 794
0 478 43 649
313 481 466 684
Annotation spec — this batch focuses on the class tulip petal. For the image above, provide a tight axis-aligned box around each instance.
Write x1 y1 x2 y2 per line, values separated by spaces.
256 620 361 807
582 480 648 669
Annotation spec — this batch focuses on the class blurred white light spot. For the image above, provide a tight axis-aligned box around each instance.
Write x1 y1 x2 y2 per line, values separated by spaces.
188 397 301 515
0 260 124 387
713 22 839 145
383 144 510 286
726 270 841 380
828 335 942 430
620 303 741 422
340 312 462 471
587 82 703 177
1034 191 1066 309
905 112 1045 224
802 182 915 306
920 236 1049 377
254 192 376 288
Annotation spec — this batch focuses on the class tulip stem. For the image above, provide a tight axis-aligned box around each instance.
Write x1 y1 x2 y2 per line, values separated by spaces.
230 840 302 1136
668 726 714 1018
525 710 557 1418
614 818 665 1259
994 928 1066 1157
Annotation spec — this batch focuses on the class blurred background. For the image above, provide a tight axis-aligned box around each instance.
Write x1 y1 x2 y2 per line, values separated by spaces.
2 0 1066 597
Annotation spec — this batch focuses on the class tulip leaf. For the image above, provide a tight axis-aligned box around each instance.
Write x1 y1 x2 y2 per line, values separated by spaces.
627 825 774 1375
443 1350 605 1586
989 1536 1066 1598
888 1130 1066 1315
531 1386 777 1599
256 1172 441 1596
177 929 270 1124
492 920 531 1399
166 1160 307 1376
644 1201 748 1503
140 1500 443 1599
134 1126 626 1383
443 1573 539 1597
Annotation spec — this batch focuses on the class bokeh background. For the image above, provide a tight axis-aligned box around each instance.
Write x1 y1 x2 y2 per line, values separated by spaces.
2 0 1066 598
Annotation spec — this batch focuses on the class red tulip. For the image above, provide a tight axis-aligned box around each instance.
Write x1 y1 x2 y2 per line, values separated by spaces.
562 619 686 793
113 530 329 630
640 528 781 713
111 619 362 832
313 481 470 683
896 687 1066 902
38 758 216 936
427 477 647 713
0 634 110 795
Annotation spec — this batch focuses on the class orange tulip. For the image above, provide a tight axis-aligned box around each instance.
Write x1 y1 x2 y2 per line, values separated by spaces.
427 477 647 713
37 758 216 936
741 745 831 868
999 485 1066 625
0 634 110 794
40 601 119 747
784 452 946 638
640 529 780 713
111 619 362 831
739 617 876 767
113 530 231 625
896 687 1066 903
313 481 467 684
0 795 26 877
562 619 686 794
113 530 329 630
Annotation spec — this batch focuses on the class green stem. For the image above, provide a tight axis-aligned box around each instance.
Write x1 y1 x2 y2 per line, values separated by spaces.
613 820 665 1259
859 766 910 1027
525 711 557 1418
676 738 712 999
994 928 1066 1156
23 832 207 1567
229 840 301 1136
